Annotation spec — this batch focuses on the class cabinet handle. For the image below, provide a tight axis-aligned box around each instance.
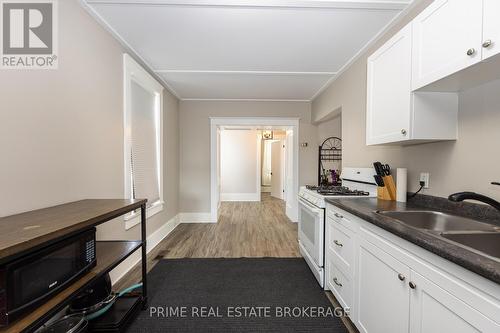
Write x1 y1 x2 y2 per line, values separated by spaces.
334 240 343 247
334 213 344 219
398 273 406 281
409 281 416 289
333 277 343 287
401 129 407 135
466 48 476 56
482 40 492 48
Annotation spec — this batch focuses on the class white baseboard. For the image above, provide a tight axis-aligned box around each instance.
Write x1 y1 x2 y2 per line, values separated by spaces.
220 192 260 201
146 214 180 252
110 214 180 285
179 212 216 223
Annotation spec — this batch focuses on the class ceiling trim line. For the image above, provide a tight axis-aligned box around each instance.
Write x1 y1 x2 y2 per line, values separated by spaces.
155 70 337 75
310 0 422 101
181 98 311 102
78 0 182 99
85 0 411 11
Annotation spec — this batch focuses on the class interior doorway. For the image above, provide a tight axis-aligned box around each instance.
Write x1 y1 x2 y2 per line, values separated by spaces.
210 118 299 223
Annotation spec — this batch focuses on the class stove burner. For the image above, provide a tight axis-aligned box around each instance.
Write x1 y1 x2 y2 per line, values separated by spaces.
305 185 369 196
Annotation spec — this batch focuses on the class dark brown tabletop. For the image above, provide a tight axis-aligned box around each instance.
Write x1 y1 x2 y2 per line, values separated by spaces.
0 199 146 262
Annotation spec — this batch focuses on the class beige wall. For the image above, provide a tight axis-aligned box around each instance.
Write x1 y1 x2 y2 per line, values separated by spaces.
311 0 500 201
0 1 180 241
318 114 342 144
220 130 259 195
179 100 317 213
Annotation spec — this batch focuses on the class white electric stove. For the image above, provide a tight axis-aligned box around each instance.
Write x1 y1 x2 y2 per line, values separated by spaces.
298 167 377 288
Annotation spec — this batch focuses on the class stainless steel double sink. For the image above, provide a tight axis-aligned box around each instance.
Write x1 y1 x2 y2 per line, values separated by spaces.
376 210 500 259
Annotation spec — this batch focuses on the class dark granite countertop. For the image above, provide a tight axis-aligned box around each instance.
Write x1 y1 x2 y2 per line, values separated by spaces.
325 196 500 285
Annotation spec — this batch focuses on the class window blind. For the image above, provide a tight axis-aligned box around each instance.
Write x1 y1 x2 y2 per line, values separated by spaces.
130 80 160 206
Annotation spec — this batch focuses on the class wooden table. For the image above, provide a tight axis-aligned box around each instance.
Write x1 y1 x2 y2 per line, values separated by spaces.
0 199 148 332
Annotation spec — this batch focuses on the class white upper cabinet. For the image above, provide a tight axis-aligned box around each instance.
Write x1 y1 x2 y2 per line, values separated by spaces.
412 0 483 90
482 0 500 61
366 24 458 145
367 24 412 145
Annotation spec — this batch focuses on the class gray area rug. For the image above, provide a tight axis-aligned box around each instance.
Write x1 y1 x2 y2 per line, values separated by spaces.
126 258 349 332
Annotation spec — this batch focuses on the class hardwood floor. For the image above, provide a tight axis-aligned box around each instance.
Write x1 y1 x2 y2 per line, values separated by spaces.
162 193 299 258
115 193 299 289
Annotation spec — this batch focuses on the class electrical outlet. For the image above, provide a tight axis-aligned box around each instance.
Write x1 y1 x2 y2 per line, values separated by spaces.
420 172 430 188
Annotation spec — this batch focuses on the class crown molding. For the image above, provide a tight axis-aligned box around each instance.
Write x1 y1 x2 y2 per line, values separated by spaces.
86 0 411 11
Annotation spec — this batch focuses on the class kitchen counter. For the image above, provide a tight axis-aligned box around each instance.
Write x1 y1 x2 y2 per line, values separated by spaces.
325 197 500 285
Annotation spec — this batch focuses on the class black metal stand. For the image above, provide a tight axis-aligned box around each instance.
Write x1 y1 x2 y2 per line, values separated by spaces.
318 137 342 185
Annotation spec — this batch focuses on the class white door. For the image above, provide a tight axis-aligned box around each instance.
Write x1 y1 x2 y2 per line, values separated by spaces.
270 141 283 199
409 271 500 333
412 0 482 90
482 0 500 61
366 23 412 145
356 237 411 333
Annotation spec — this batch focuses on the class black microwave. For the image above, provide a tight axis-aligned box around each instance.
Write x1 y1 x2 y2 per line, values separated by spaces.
0 228 96 326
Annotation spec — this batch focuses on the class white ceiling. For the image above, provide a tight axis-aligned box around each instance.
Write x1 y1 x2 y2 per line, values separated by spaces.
84 0 412 101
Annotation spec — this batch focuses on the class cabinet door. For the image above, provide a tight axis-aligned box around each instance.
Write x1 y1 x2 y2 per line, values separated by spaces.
409 271 500 333
356 238 411 333
366 24 412 145
412 0 482 90
482 0 500 60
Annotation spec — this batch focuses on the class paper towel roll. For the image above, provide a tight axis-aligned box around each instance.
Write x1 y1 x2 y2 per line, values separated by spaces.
396 168 407 203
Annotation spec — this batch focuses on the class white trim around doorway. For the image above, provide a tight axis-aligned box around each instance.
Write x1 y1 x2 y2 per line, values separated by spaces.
210 117 300 223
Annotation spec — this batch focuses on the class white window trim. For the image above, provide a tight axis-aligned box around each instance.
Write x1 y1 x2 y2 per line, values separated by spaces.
123 54 164 230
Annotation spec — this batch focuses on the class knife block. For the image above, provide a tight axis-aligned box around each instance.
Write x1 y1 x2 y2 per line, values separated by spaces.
377 175 397 201
382 175 397 200
377 186 392 200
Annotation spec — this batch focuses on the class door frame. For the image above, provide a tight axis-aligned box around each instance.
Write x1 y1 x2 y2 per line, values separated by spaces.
210 117 300 223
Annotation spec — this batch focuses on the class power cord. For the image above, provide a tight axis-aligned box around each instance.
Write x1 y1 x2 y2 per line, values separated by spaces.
409 181 425 199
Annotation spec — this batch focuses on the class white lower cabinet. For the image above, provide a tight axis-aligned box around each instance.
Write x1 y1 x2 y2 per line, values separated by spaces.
326 258 353 311
356 237 410 333
325 204 500 333
409 271 499 333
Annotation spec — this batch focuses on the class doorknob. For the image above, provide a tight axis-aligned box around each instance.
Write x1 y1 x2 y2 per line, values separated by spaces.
409 281 417 289
466 48 476 56
398 273 406 281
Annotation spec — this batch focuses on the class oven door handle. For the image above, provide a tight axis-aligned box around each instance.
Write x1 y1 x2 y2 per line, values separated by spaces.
299 198 323 214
